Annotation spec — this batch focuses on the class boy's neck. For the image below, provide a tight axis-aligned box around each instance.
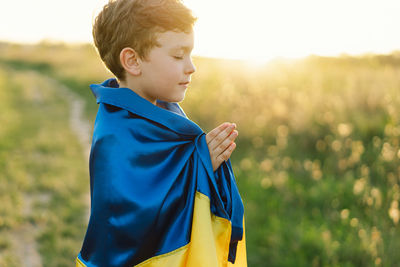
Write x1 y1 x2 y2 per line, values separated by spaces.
119 79 157 106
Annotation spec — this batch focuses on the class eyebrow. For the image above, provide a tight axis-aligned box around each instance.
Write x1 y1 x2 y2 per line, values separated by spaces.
170 46 193 53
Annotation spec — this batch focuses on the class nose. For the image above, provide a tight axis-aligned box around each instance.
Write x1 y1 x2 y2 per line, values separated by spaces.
185 57 196 75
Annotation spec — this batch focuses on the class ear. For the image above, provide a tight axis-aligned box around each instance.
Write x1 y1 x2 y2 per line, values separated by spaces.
120 47 142 76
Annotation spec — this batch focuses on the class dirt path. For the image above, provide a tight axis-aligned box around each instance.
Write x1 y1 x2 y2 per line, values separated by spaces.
8 71 92 267
44 75 92 221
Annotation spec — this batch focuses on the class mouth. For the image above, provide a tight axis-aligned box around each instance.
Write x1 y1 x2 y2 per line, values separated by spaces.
179 81 190 88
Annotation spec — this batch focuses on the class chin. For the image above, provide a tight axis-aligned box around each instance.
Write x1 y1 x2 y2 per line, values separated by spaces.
161 94 186 103
176 94 186 103
171 98 185 103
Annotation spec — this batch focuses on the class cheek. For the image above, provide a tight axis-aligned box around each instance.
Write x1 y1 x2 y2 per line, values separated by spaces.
157 60 182 81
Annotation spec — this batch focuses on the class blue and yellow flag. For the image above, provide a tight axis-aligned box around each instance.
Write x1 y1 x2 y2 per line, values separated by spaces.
76 79 246 266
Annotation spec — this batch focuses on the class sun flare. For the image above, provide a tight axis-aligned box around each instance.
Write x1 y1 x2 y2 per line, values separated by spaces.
184 0 400 62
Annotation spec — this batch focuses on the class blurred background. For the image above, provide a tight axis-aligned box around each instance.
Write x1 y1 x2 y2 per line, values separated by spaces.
1 0 400 266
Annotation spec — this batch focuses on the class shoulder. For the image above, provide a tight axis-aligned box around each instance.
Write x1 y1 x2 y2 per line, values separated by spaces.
90 103 137 153
93 102 146 140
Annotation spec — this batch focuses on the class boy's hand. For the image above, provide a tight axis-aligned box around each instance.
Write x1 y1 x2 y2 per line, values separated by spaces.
206 122 238 172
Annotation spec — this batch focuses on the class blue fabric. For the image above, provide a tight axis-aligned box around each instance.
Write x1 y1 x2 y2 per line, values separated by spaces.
78 78 244 266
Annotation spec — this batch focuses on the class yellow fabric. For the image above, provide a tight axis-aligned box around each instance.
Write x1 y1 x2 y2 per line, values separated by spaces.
76 257 86 267
138 191 247 267
136 244 190 267
76 191 247 267
183 192 232 267
228 216 247 267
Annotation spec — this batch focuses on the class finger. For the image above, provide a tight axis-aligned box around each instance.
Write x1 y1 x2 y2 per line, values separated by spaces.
208 123 236 151
206 122 232 144
213 130 238 156
212 142 236 171
209 124 236 152
216 142 236 165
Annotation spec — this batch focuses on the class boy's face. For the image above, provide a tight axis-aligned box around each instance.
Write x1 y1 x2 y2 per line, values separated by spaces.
138 30 196 104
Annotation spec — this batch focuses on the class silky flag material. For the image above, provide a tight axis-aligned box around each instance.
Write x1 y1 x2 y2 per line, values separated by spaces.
76 78 247 267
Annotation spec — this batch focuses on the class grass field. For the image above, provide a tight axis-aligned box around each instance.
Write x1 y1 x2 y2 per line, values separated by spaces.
0 66 88 267
1 42 400 266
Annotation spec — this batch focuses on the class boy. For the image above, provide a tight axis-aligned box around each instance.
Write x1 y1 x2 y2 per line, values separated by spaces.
76 0 246 266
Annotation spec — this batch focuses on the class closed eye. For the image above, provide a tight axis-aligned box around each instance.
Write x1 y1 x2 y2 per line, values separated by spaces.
173 56 184 60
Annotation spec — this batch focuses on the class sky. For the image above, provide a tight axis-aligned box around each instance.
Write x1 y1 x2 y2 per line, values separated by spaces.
1 0 400 62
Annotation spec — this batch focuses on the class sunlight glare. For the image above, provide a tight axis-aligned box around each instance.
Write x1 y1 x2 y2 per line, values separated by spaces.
184 0 400 62
1 0 399 62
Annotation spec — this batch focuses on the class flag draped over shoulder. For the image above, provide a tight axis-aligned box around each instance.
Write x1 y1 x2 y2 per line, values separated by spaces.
76 78 247 267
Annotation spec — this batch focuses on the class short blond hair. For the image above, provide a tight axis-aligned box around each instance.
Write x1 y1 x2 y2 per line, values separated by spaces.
93 0 197 81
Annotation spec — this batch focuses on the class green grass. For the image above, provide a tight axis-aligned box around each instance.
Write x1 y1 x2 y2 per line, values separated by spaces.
0 67 88 267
